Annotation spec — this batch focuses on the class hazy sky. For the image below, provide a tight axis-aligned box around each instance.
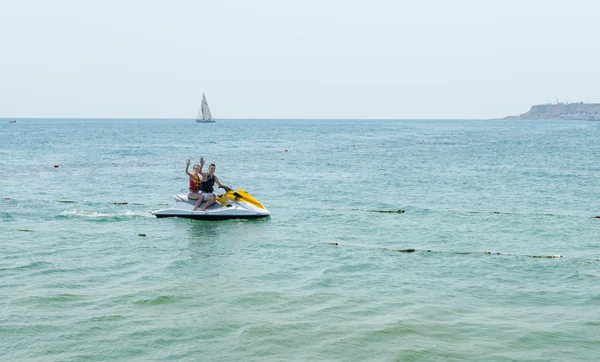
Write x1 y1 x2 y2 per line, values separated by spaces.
1 0 598 119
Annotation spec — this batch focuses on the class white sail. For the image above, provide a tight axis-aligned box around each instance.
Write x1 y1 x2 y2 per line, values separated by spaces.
196 94 213 122
195 94 215 123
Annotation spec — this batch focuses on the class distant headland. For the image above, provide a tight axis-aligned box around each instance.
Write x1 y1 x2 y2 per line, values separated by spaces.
504 102 600 121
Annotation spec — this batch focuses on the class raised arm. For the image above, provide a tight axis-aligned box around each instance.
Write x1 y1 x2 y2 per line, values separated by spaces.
198 157 207 178
185 159 194 177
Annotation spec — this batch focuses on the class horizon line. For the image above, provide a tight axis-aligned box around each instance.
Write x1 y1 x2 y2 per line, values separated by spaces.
2 117 502 121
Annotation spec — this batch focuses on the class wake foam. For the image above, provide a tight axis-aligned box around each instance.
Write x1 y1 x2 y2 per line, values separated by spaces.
58 209 154 219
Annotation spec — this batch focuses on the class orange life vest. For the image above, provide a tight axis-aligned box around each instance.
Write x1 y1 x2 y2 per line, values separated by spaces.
189 174 201 192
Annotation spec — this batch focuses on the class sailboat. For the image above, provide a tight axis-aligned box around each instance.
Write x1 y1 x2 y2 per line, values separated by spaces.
196 94 216 123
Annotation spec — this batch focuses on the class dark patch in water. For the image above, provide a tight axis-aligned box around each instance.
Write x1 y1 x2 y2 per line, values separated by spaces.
16 261 53 269
26 294 84 303
134 295 181 305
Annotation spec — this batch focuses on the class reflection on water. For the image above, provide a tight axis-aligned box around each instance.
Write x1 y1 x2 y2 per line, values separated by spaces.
182 219 271 281
186 220 225 240
186 217 271 241
185 218 270 263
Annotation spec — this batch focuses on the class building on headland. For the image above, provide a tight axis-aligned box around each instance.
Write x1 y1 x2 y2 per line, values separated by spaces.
505 102 600 121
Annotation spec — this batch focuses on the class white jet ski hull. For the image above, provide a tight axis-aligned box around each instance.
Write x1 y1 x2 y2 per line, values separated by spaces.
152 190 270 220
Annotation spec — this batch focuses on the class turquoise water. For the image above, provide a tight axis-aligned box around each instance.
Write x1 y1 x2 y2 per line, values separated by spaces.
1 118 599 361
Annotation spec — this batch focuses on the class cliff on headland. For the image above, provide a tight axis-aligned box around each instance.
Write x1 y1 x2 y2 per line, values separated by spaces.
505 103 600 121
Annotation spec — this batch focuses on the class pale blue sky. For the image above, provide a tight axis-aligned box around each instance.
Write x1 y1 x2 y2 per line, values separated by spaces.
1 0 598 119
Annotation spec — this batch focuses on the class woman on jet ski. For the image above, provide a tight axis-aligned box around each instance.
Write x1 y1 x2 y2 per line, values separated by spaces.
192 158 231 212
185 159 203 200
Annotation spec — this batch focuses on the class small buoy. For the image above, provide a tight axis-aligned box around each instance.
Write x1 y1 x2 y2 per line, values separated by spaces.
284 149 288 152
54 164 59 168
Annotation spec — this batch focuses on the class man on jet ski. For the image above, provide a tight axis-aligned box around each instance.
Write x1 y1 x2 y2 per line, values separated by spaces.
192 157 231 212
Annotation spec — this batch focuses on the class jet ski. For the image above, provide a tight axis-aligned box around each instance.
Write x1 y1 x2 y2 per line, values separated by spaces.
152 187 270 220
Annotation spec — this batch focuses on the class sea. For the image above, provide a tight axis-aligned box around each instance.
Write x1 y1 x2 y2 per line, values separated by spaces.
1 118 599 361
